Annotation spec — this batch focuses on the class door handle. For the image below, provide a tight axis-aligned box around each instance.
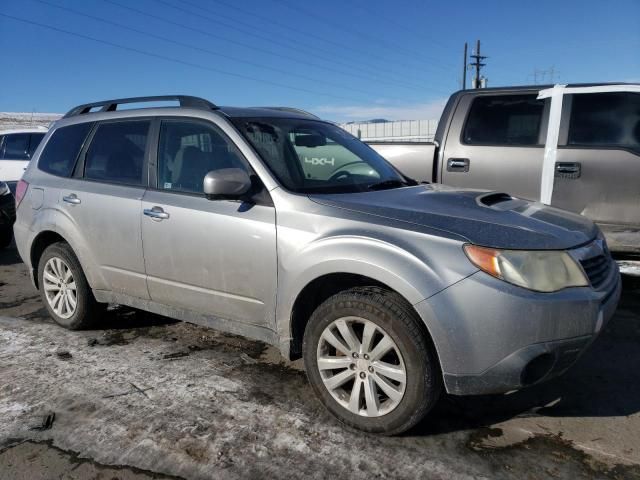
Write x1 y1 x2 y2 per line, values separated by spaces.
62 194 81 205
447 158 470 172
144 206 170 220
555 162 581 179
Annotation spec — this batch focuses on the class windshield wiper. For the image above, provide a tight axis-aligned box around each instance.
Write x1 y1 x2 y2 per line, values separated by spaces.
367 179 409 191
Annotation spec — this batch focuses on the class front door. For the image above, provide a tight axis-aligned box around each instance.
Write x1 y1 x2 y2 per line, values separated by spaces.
140 118 277 329
552 91 640 252
441 92 548 201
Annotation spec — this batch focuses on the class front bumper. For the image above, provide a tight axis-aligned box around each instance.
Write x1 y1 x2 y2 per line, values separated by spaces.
415 260 621 396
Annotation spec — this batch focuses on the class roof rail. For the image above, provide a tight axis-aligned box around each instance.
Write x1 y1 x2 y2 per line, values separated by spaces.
63 95 218 118
257 107 320 119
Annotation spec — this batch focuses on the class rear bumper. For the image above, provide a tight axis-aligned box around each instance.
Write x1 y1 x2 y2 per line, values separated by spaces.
415 262 621 396
13 221 35 283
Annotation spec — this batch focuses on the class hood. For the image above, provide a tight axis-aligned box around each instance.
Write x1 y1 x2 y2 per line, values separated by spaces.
310 184 598 250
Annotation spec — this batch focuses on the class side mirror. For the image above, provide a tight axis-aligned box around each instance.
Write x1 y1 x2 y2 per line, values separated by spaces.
203 168 252 200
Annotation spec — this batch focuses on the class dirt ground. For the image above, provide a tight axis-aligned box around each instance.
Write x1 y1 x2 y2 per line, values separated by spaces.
0 243 639 480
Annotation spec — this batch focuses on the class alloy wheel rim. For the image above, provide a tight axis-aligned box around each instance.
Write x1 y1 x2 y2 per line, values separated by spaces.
43 257 77 319
316 316 407 417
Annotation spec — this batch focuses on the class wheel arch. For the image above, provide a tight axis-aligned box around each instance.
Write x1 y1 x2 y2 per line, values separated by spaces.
30 230 68 289
29 228 105 291
286 271 438 362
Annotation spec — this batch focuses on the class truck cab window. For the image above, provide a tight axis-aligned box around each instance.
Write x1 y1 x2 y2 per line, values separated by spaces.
463 95 545 146
567 92 640 154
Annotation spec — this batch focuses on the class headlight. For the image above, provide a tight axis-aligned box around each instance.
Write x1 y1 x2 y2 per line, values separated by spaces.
0 182 9 196
463 244 588 292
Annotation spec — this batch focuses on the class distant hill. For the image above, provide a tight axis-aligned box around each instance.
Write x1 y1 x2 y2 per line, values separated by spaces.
0 112 62 131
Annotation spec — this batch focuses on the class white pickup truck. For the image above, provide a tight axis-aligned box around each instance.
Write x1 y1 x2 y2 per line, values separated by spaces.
367 83 640 263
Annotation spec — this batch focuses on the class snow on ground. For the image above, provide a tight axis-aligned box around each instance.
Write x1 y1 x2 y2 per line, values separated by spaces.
0 112 61 131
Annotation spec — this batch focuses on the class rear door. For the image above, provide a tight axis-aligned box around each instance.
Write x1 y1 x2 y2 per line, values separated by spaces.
552 91 640 252
440 92 548 201
140 117 277 329
59 119 151 299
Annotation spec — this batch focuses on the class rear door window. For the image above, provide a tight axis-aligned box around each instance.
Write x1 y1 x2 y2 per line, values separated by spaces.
84 120 150 186
28 133 46 158
38 123 93 177
567 92 640 154
463 94 545 146
1 133 31 160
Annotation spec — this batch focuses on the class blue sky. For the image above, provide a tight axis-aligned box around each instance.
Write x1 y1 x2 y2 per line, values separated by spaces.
1 0 639 121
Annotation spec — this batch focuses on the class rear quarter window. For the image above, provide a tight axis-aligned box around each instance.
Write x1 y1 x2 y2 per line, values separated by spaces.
38 123 93 177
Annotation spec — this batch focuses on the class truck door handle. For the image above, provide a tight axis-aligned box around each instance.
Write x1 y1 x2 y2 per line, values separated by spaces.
62 194 81 205
144 206 170 220
555 162 581 179
447 158 470 172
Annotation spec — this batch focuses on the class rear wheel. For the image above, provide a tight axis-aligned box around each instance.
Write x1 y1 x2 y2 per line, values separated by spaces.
303 287 441 435
37 242 103 329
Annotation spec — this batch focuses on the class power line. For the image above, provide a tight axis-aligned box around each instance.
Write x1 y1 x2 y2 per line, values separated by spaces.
154 0 445 91
271 0 455 72
32 0 402 100
106 0 437 93
0 12 379 102
180 0 453 78
348 0 455 58
530 66 560 84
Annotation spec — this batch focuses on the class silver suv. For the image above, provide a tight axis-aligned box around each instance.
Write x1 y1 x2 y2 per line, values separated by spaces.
14 96 621 435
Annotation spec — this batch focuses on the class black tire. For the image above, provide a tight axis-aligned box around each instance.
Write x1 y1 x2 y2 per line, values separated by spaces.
303 286 442 435
37 242 103 330
0 227 12 249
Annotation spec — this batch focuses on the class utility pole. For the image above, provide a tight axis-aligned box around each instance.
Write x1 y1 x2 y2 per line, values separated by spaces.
469 40 487 88
462 42 468 89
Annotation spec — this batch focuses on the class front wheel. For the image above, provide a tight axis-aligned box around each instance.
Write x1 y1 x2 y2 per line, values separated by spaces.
303 287 442 435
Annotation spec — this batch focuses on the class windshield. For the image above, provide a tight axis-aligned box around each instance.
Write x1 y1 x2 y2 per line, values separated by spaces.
231 117 413 194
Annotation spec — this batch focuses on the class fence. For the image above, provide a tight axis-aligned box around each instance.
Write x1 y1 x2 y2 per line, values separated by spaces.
339 119 438 142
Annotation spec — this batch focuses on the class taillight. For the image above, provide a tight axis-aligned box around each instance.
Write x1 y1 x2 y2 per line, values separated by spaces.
15 180 29 208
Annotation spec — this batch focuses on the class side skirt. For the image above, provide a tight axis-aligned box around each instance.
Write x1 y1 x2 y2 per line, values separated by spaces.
93 290 280 348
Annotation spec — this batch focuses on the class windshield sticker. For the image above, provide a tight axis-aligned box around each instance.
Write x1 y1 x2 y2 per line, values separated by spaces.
304 157 335 166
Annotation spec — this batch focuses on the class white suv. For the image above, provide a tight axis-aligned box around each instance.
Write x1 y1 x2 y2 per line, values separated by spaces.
0 127 48 184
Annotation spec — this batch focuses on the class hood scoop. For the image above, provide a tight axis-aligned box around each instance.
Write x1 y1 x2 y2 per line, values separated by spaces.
477 192 527 211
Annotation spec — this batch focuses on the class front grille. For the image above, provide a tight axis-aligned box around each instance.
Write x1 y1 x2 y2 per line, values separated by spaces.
580 254 611 289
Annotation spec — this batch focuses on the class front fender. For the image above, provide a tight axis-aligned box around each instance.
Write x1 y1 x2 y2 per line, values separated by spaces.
275 233 476 353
